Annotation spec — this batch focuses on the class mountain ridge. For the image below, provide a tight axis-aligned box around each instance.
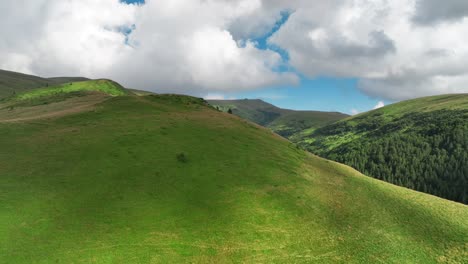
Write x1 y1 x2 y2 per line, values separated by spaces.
208 99 348 138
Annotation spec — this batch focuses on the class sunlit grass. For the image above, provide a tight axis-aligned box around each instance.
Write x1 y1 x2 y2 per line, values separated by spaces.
0 93 466 263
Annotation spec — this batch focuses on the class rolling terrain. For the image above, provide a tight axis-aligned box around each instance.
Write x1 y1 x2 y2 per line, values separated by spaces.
0 69 88 99
208 99 348 139
299 94 468 204
0 79 127 122
0 80 467 263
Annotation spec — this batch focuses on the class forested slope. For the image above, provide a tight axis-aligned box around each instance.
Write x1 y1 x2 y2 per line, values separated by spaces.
299 94 468 203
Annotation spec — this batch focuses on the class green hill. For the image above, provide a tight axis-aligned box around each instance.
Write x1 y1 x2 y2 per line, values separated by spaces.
208 99 348 138
0 86 467 263
0 79 128 123
11 79 128 100
299 94 468 204
0 69 88 99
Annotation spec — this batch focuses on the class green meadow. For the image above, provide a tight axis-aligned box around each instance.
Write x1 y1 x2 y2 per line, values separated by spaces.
11 79 128 101
0 69 88 99
0 83 467 263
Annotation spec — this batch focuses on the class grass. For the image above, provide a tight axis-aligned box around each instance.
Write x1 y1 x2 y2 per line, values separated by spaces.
0 93 108 122
0 69 88 99
0 79 128 122
11 79 127 101
0 91 466 262
346 94 468 123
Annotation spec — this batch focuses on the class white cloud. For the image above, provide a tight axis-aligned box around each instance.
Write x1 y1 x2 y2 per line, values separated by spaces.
1 0 468 100
413 0 468 25
268 0 468 100
0 0 137 76
373 101 385 109
204 94 225 100
0 0 297 96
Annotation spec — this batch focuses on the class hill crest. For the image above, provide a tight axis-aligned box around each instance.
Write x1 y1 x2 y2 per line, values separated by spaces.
0 69 89 99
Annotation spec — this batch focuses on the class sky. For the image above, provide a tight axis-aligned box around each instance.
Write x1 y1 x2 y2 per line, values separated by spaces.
1 0 468 114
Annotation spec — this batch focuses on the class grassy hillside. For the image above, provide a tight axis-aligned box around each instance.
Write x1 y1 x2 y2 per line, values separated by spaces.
0 88 467 263
10 79 128 101
300 94 468 204
0 69 88 99
208 99 348 138
0 79 128 123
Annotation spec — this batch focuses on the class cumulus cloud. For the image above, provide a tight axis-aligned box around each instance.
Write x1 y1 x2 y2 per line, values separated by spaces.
266 0 468 100
0 0 297 96
413 0 468 25
269 2 397 78
1 0 467 100
0 0 137 76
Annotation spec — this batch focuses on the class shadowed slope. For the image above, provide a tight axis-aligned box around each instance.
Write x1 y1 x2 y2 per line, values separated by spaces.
0 69 88 99
208 99 348 138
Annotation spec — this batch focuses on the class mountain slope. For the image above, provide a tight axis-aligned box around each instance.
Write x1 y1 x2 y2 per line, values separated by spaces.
0 79 128 122
0 69 88 98
208 99 348 138
299 94 468 204
0 88 467 263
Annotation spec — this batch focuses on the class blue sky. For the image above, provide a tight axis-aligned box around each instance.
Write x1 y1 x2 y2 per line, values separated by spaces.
230 78 389 114
3 0 466 115
122 0 144 4
120 0 388 115
243 11 388 114
230 10 389 114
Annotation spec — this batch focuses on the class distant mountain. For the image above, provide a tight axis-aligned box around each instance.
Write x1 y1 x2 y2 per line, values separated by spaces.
1 80 467 262
208 99 348 139
0 69 88 99
299 94 468 204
